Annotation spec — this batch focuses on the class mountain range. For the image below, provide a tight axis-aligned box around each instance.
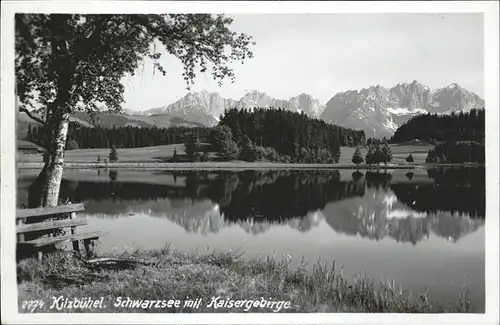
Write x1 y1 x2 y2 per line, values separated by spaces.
320 81 484 137
18 81 484 139
138 90 325 124
121 81 485 138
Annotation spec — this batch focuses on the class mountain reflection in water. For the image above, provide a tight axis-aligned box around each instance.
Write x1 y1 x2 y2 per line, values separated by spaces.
18 168 485 245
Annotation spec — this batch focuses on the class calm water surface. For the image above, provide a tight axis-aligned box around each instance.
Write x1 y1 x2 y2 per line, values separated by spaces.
17 167 485 311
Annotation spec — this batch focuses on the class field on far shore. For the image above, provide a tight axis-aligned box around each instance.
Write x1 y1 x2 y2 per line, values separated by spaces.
337 142 432 165
18 142 433 166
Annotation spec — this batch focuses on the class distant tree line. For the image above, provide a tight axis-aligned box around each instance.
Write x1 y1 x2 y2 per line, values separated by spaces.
200 107 365 163
27 123 212 149
390 108 485 143
425 141 485 163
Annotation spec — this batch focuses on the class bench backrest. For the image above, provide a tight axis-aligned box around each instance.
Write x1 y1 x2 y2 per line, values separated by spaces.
16 203 100 259
16 203 87 241
16 203 85 220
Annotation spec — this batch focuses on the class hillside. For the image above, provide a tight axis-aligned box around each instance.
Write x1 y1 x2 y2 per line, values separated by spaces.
17 111 206 141
71 111 206 129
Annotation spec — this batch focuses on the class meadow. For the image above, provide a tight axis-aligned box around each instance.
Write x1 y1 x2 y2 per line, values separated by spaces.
18 142 433 166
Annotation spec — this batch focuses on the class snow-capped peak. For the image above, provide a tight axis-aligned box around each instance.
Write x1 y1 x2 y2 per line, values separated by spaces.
320 81 484 138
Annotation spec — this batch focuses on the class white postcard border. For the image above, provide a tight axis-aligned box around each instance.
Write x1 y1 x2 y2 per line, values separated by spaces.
1 1 498 324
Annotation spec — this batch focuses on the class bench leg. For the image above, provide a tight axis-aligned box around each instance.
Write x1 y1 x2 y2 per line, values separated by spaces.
83 239 94 258
72 240 80 252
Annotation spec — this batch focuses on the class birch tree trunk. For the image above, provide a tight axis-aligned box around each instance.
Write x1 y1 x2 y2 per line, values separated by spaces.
42 113 70 206
28 15 74 207
28 112 70 207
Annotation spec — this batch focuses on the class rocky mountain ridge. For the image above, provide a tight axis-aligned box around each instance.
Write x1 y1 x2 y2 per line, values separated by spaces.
139 90 325 127
320 81 484 137
127 81 483 137
18 81 483 139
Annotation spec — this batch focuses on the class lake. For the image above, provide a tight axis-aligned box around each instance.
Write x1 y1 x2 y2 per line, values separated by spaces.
17 167 485 311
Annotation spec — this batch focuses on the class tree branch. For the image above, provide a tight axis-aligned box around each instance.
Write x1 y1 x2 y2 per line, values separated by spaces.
19 107 46 125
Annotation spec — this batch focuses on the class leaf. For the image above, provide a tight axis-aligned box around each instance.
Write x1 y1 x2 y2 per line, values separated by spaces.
16 14 255 118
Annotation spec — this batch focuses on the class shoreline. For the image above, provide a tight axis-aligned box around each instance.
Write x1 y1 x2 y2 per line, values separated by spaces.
16 162 483 170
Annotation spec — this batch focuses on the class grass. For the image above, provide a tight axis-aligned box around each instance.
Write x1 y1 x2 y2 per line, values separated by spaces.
337 142 432 165
17 246 472 313
18 143 191 163
18 143 433 168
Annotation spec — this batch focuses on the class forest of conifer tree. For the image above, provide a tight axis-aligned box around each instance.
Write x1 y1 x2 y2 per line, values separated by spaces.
390 109 485 143
26 108 366 163
27 123 212 149
217 107 365 162
24 107 485 164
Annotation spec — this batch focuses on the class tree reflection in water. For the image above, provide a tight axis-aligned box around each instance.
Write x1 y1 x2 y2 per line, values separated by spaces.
18 167 485 244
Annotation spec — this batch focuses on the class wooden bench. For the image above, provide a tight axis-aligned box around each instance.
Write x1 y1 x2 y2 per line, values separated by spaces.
16 203 105 261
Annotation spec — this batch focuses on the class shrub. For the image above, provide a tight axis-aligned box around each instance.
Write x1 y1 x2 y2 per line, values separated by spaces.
279 155 292 163
265 147 278 161
220 140 240 161
109 146 118 162
254 146 267 161
66 139 79 150
316 148 334 163
297 147 310 163
240 136 257 162
200 152 210 162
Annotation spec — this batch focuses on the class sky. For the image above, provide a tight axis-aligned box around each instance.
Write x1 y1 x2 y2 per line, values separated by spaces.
122 13 484 111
